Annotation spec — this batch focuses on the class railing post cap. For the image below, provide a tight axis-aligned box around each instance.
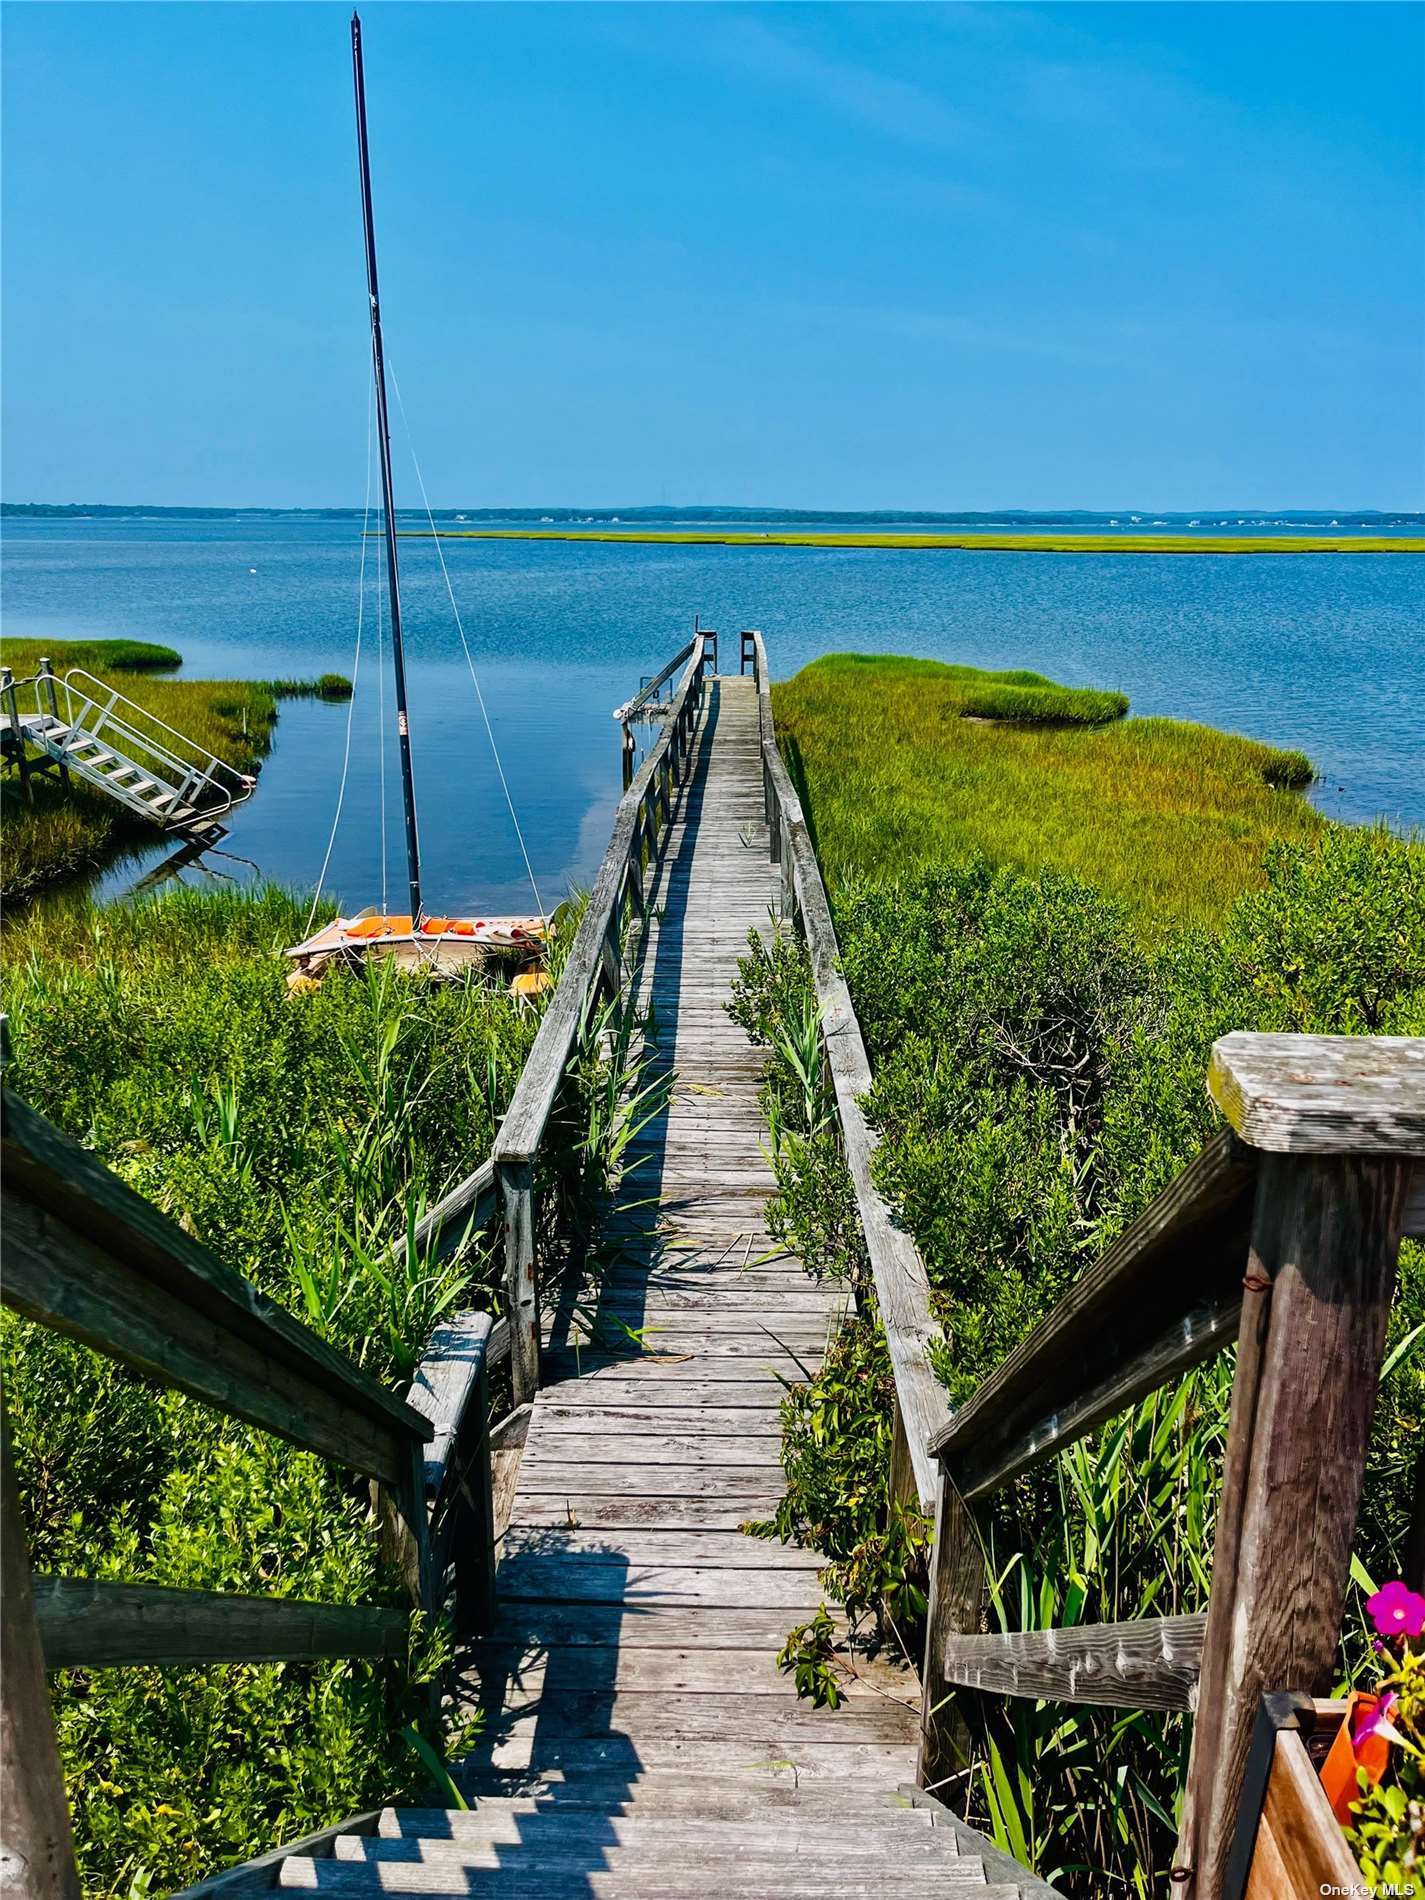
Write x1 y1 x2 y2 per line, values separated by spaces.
1208 1031 1425 1155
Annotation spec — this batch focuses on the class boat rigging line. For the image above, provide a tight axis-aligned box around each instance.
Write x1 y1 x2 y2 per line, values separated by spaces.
304 371 375 939
389 361 548 927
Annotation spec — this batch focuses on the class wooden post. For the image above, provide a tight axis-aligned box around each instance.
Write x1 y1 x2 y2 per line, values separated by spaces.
37 660 68 788
498 1159 539 1407
1 1406 81 1900
1 668 33 809
459 1346 497 1637
379 1435 435 1613
1174 1033 1421 1898
918 1464 984 1808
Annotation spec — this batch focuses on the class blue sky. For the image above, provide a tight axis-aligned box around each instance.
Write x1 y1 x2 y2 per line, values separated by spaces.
3 2 1422 510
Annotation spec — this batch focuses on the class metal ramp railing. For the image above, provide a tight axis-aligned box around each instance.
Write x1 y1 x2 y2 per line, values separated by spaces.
0 662 256 833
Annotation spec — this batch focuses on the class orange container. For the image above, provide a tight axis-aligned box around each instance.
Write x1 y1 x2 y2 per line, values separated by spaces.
1319 1690 1393 1823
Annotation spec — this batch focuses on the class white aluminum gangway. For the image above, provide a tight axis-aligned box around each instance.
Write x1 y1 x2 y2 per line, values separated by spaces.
0 661 256 838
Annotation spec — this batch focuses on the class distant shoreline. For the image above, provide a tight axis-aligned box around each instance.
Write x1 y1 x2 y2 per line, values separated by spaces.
3 501 1422 534
391 527 1425 555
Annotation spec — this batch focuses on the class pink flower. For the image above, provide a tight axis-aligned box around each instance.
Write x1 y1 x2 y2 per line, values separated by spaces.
1354 1691 1403 1749
1366 1580 1425 1640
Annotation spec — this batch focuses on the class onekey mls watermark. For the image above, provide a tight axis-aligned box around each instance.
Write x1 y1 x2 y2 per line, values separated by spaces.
1319 1884 1418 1897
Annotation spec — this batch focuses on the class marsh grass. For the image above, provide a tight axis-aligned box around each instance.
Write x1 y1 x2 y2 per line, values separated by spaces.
773 652 1324 934
0 638 350 903
0 883 544 1894
0 636 182 673
733 829 1425 1893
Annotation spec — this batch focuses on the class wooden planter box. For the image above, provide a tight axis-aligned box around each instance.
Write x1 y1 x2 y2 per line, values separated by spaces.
1230 1695 1365 1899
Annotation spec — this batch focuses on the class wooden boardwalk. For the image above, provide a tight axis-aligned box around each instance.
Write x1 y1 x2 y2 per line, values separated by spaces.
274 675 1047 1892
465 674 922 1785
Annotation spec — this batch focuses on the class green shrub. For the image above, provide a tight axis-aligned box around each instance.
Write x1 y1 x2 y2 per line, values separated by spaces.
736 824 1425 1893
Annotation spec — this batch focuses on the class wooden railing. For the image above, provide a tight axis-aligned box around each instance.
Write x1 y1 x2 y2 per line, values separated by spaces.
488 630 714 1405
744 628 1425 1897
1 1084 499 1899
745 628 953 1509
401 632 714 1407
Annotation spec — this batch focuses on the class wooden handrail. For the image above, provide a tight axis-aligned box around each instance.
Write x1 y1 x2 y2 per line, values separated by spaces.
931 1612 1207 1713
412 1157 496 1263
490 632 711 1403
32 1581 408 1671
613 639 695 722
741 631 1425 1881
1 1087 432 1486
1 1083 512 1895
929 1130 1258 1498
746 629 952 1513
909 1031 1424 1889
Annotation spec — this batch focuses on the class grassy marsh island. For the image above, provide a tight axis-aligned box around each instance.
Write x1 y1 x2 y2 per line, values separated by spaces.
403 527 1425 554
0 637 352 904
731 654 1425 1891
773 653 1320 933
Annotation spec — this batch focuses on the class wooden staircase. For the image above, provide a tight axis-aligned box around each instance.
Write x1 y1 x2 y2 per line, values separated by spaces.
270 1777 1053 1895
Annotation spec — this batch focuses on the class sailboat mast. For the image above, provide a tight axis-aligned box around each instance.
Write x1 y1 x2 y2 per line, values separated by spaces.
351 11 422 920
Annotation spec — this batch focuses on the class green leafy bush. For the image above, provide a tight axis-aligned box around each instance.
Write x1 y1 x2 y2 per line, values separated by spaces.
735 823 1425 1893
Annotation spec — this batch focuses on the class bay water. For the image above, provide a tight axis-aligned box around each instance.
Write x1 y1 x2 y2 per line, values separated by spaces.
2 518 1420 915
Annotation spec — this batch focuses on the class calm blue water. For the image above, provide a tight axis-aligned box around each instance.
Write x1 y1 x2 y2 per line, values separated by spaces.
1 518 1420 913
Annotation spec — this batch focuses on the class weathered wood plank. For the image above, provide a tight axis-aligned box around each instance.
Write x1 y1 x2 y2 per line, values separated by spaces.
542 1352 799 1384
408 1311 495 1636
1209 1031 1425 1154
522 1431 784 1466
748 631 950 1511
510 1494 784 1533
531 1403 785 1435
1 1089 431 1488
495 1559 823 1609
472 1687 915 1743
469 1734 920 1784
411 1159 496 1263
500 1527 821 1570
475 1601 844 1651
536 1377 787 1408
511 1460 783 1499
493 647 704 1168
2 1172 422 1488
1244 1729 1359 1896
32 1578 408 1670
408 1312 493 1500
929 1613 1205 1713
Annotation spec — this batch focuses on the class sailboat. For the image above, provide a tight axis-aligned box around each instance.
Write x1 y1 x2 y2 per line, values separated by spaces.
287 14 547 990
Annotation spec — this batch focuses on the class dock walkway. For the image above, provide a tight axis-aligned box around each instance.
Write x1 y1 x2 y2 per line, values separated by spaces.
276 675 1047 1895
